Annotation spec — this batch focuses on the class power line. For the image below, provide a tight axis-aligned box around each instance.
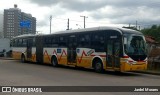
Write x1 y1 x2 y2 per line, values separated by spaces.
53 17 110 24
52 17 160 30
54 17 160 26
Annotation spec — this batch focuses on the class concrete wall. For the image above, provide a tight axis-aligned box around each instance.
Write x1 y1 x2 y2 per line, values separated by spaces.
0 38 11 54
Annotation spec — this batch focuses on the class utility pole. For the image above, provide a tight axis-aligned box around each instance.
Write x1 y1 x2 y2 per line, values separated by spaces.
67 18 69 30
80 15 88 28
50 15 52 34
129 23 130 27
136 20 137 29
139 26 141 30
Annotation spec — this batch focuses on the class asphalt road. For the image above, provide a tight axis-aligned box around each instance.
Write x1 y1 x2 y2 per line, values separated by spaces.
0 59 160 95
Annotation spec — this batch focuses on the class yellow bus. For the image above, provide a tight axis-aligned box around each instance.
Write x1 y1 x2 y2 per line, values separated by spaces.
11 27 148 72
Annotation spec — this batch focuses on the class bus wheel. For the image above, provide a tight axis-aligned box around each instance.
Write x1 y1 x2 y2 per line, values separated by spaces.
94 61 104 73
21 55 26 63
51 57 58 67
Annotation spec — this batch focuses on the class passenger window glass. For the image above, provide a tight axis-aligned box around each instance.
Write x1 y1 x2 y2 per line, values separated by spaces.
22 39 27 47
52 37 59 47
107 41 113 55
59 36 67 47
78 34 90 47
91 33 104 52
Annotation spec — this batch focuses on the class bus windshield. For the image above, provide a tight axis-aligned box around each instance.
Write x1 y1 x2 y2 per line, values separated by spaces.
124 34 147 60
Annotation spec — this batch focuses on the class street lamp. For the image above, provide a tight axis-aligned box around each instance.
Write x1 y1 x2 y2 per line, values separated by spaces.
50 15 52 34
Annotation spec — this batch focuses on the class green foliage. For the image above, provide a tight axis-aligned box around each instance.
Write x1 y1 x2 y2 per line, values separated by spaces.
141 25 160 42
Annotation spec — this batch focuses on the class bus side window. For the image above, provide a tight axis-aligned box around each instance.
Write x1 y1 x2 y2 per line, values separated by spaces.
107 42 112 55
59 36 67 47
22 39 27 47
27 38 33 47
17 39 22 47
32 38 36 47
52 37 59 47
91 33 105 52
44 37 53 47
78 34 90 47
115 42 120 56
12 39 15 47
14 39 17 47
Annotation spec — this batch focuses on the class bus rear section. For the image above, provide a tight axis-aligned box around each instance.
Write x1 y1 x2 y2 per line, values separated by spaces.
11 35 37 63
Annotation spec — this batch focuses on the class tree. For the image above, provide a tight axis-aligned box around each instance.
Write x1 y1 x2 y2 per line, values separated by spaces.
141 25 160 42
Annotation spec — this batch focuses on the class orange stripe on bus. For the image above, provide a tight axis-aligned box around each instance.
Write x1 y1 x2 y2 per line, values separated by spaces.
32 51 36 61
77 50 87 63
58 49 67 62
53 50 57 55
52 49 67 62
44 50 51 62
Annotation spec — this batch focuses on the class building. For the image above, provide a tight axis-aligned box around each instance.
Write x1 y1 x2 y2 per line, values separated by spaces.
145 36 160 69
145 36 159 54
21 12 36 34
0 14 3 38
3 4 36 39
0 32 3 38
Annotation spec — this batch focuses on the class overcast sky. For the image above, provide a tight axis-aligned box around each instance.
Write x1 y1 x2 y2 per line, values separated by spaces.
0 0 160 34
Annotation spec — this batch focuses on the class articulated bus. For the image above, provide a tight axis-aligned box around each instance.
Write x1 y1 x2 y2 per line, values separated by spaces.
12 27 147 72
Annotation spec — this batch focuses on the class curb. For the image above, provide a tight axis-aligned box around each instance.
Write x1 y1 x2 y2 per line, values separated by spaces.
134 71 160 75
0 57 14 60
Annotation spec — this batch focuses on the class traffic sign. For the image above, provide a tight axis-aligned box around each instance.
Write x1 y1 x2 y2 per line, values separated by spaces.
20 20 31 28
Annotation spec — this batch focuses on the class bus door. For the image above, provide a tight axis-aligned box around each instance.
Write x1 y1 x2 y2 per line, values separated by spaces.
67 35 77 64
107 39 120 70
36 36 43 63
27 38 32 59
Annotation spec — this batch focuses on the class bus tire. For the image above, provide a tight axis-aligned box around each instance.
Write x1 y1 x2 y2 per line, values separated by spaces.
21 54 26 63
51 57 58 67
94 61 104 73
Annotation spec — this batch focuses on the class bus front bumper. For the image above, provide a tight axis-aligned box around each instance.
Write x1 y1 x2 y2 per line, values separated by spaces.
121 62 147 72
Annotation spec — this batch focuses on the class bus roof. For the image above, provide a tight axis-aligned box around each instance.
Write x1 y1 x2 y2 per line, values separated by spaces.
47 26 142 36
119 28 143 35
49 26 122 36
12 34 37 39
12 26 143 39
